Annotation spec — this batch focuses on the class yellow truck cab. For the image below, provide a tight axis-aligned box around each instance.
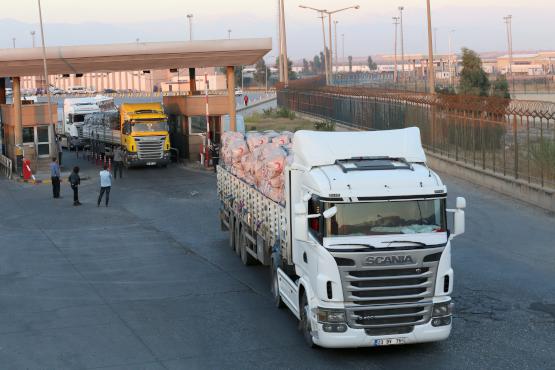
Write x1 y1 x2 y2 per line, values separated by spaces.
120 102 171 167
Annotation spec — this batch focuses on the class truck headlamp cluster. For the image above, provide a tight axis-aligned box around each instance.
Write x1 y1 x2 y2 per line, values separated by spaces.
431 301 453 327
317 308 348 333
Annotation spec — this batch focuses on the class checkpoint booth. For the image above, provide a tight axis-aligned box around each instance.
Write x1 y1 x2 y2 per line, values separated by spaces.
0 102 57 173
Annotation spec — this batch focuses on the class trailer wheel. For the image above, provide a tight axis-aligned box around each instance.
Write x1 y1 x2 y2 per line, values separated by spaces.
299 294 316 348
239 228 256 266
229 216 235 250
270 256 285 309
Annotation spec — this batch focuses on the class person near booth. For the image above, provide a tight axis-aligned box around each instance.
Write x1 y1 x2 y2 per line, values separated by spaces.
50 157 61 199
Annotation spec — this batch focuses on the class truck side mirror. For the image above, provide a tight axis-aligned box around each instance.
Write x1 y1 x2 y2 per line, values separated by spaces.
447 197 466 239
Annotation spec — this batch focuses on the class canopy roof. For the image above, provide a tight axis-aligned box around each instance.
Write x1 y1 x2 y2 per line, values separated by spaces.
0 38 272 77
292 127 427 168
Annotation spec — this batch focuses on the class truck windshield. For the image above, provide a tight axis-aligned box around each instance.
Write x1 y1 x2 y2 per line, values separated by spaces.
325 199 446 236
131 121 168 133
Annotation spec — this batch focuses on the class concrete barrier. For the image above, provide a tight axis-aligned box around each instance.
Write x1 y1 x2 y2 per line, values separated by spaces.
427 151 554 213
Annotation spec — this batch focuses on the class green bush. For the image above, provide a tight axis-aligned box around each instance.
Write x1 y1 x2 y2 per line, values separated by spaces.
314 120 336 131
530 139 555 170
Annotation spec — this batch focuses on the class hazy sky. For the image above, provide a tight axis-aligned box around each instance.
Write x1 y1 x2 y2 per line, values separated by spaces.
1 0 554 60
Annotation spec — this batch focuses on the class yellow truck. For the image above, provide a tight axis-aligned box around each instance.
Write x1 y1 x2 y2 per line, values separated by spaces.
83 102 171 167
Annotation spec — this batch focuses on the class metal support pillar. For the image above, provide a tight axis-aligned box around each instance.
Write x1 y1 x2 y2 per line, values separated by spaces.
13 77 23 175
226 66 236 131
189 68 196 94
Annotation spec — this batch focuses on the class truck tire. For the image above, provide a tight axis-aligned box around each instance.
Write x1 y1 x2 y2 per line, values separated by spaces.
270 257 285 309
229 216 235 250
239 227 256 266
299 294 316 348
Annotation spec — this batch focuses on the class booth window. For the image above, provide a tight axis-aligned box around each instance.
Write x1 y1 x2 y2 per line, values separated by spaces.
22 128 34 143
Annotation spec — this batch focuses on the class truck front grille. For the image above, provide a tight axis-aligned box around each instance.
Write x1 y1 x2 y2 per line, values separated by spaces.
331 247 444 331
135 136 165 160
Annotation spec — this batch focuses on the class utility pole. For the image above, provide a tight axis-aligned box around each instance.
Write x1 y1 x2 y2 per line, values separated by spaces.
504 15 513 88
448 29 455 87
426 0 435 94
319 13 329 84
398 6 405 83
328 13 333 80
341 33 345 66
37 0 54 154
279 0 289 86
187 14 193 41
228 29 231 39
393 17 399 83
30 31 36 48
12 37 16 48
334 20 339 71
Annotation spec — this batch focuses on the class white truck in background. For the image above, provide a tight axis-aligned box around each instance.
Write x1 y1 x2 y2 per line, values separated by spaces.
58 96 116 149
218 127 466 348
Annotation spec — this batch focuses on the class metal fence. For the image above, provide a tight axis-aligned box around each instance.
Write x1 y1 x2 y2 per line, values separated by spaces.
278 83 555 190
0 154 13 179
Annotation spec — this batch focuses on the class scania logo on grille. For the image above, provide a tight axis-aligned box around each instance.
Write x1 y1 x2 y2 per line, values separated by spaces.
364 255 414 266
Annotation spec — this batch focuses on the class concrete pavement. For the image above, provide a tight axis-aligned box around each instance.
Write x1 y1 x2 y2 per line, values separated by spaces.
0 156 553 369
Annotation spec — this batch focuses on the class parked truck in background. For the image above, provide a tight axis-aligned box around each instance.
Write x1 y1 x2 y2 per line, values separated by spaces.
82 102 171 167
217 128 466 348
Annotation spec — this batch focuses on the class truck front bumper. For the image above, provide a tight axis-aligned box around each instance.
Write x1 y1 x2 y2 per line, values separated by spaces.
127 158 171 168
313 321 451 348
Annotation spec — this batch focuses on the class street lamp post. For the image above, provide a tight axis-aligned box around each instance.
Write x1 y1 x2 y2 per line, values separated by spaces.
279 0 289 86
299 4 359 85
187 14 193 41
393 17 399 83
448 29 455 87
228 29 232 39
30 31 36 48
334 20 339 70
504 15 513 88
12 37 16 48
341 33 345 66
398 6 405 83
426 0 435 94
37 0 54 154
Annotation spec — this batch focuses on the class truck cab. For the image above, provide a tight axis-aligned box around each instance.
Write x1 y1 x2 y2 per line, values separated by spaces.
280 128 466 348
120 103 171 167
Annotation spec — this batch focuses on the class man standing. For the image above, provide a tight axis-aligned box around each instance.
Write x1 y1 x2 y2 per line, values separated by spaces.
97 165 112 207
50 157 61 199
56 136 63 166
113 146 124 179
69 166 81 206
243 94 249 106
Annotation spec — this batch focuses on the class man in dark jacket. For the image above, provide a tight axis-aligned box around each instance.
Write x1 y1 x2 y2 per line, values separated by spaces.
69 166 81 206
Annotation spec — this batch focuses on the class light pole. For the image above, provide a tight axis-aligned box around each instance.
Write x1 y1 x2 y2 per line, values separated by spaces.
433 27 437 55
37 0 54 152
448 29 455 87
426 0 435 94
393 17 399 83
334 20 339 70
504 15 513 86
398 6 405 83
187 14 193 41
299 4 359 84
30 31 36 48
12 37 16 48
341 33 345 69
228 29 232 39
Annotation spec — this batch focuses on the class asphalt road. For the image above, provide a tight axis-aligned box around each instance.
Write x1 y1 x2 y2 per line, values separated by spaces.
0 156 553 369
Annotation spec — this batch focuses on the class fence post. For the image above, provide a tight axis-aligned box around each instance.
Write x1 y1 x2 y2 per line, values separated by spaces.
513 114 519 179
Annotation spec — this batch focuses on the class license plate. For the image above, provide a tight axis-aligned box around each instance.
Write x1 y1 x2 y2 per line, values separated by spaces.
372 338 406 347
146 162 156 166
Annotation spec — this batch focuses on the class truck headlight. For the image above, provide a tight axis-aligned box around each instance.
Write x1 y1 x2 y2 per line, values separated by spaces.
317 308 346 323
432 301 453 317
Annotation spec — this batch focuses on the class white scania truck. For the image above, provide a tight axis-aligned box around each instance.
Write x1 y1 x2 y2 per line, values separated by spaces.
217 127 466 348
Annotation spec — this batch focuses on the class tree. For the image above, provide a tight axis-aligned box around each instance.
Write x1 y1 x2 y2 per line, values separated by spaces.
313 55 322 73
367 56 377 71
275 56 298 81
254 58 269 85
492 74 511 98
302 58 310 74
458 48 490 96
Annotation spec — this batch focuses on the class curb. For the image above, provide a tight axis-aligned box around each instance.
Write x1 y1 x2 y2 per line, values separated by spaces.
15 176 91 185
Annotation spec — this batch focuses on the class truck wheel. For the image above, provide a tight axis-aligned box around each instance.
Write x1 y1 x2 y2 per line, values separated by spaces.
239 228 256 266
229 216 235 250
299 294 316 348
270 258 285 309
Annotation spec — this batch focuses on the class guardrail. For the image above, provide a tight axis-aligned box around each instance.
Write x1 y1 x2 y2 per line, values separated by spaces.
0 154 13 179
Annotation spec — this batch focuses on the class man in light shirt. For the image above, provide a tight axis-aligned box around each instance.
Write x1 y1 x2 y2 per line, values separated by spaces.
50 157 61 199
112 146 124 179
97 165 112 207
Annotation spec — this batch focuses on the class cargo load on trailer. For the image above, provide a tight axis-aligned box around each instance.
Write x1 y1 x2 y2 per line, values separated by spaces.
217 127 467 349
